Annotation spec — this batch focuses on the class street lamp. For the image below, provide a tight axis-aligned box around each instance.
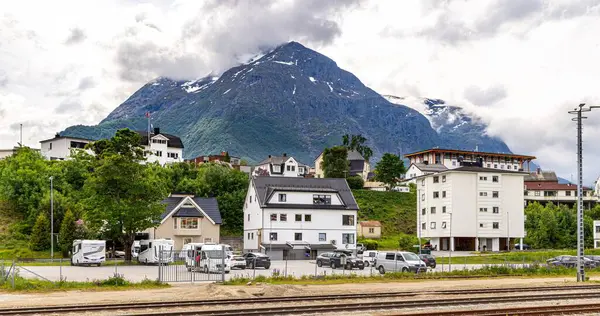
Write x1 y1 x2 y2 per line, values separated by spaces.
49 176 54 262
417 189 422 256
568 103 600 282
448 212 453 272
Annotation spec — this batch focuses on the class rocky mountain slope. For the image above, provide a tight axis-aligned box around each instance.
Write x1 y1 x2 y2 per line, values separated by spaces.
62 42 515 165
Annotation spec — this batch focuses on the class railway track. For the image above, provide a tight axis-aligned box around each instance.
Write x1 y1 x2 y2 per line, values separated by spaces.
393 303 600 315
1 284 600 315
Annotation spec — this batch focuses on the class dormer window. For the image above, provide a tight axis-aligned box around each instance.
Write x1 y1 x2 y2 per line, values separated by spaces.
273 165 281 173
286 165 296 172
313 195 331 205
152 139 167 144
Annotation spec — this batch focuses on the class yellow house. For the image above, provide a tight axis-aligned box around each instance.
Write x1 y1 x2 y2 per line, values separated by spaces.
145 194 221 249
357 221 382 239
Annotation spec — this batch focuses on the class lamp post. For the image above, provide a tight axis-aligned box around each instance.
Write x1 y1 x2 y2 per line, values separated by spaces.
568 103 600 282
49 176 54 262
417 189 422 256
448 212 453 272
507 211 510 251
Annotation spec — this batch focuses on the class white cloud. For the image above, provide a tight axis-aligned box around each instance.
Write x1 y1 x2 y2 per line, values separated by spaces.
2 0 600 183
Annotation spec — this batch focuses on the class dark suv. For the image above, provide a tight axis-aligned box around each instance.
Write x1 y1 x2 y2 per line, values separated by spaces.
419 254 436 268
316 252 334 267
330 253 364 270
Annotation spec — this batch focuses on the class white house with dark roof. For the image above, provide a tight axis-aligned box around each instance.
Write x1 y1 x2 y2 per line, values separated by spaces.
138 128 184 165
243 176 359 260
144 193 221 249
254 154 309 177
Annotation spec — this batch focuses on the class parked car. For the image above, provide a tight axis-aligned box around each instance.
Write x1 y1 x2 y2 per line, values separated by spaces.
376 251 427 274
514 243 531 250
230 255 246 270
330 252 364 270
316 252 334 267
243 253 271 269
585 255 600 265
361 250 378 267
419 254 436 268
547 255 596 268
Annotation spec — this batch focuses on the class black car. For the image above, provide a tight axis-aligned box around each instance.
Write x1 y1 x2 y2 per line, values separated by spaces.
419 254 436 268
243 253 271 269
316 252 334 267
547 255 596 268
330 253 364 270
514 243 531 250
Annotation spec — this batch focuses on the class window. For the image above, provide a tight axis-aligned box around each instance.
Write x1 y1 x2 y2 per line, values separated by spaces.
167 152 179 159
173 218 177 229
152 139 167 144
431 207 436 214
422 208 426 215
493 222 499 229
270 213 277 221
294 233 303 241
494 164 498 168
421 179 425 186
479 176 487 181
270 232 278 241
295 214 302 221
441 222 447 229
70 141 87 149
287 165 291 171
251 233 254 239
247 214 250 221
433 176 439 183
479 207 487 212
430 222 436 229
421 222 426 230
319 233 326 241
273 165 281 173
299 167 304 173
368 228 375 233
596 226 600 233
180 218 198 229
155 150 163 157
49 143 53 150
442 175 446 182
386 253 395 260
278 193 287 202
500 165 504 169
514 165 518 170
247 233 251 239
305 214 311 222
493 191 499 198
342 215 355 226
203 238 212 243
480 223 484 228
534 191 540 196
566 191 572 196
442 191 446 198
183 238 192 245
313 195 331 205
280 214 287 221
544 191 557 197
342 233 355 244
433 191 440 198
487 163 491 168
507 165 511 170
493 207 499 214
492 176 499 183
442 206 446 213
480 192 488 197
421 194 425 201
524 191 528 196
291 165 295 171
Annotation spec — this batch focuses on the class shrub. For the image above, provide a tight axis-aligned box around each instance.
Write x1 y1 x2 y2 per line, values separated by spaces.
361 239 379 250
346 176 364 190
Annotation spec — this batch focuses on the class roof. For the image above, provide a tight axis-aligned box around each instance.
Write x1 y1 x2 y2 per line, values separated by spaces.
257 155 291 165
404 148 536 160
39 135 95 143
347 150 365 161
412 163 448 172
525 182 592 191
136 131 184 149
359 221 382 227
252 176 359 210
442 166 528 174
160 196 222 224
525 171 558 182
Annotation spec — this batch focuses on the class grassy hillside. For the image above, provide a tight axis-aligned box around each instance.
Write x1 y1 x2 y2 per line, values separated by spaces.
353 190 417 237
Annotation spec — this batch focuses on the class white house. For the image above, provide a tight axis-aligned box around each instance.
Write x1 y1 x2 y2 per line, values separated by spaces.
39 135 93 160
594 220 600 249
243 176 359 260
254 154 309 177
138 128 184 165
417 162 526 252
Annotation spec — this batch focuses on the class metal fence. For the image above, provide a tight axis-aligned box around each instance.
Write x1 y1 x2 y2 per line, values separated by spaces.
157 248 226 283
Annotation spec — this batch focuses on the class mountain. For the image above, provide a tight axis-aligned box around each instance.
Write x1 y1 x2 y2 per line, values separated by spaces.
62 41 515 165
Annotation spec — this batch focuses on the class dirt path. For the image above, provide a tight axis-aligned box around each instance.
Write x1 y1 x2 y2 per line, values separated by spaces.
0 276 588 308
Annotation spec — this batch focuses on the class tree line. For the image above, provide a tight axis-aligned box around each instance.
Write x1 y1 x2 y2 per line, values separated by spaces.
0 129 247 260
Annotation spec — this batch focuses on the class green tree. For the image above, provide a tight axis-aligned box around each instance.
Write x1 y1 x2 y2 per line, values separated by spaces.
346 175 364 190
58 209 76 257
321 146 349 178
342 134 373 161
223 152 231 163
240 159 248 166
84 129 168 262
30 212 51 251
374 153 406 190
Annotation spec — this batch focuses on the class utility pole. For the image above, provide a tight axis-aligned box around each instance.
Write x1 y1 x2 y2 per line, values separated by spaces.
449 212 453 272
19 124 23 146
417 189 422 255
568 103 600 282
49 176 54 262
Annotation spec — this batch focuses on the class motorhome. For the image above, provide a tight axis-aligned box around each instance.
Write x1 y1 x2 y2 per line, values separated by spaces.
132 240 140 258
71 240 106 266
183 243 206 269
185 244 230 273
137 239 174 264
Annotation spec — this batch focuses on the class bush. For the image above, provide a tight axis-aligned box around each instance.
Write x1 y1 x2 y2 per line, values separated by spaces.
96 274 130 286
397 233 419 251
346 176 364 190
361 239 379 250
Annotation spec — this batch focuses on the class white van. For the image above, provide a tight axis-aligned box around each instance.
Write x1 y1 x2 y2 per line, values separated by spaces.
376 251 427 274
361 250 378 267
138 239 174 264
183 243 206 270
71 240 106 266
195 244 230 273
132 240 140 258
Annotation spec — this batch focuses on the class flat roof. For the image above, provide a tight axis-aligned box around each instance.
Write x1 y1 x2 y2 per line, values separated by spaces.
404 148 536 160
39 135 95 143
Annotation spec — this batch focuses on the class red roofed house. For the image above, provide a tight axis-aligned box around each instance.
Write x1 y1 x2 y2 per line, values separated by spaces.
358 221 382 239
524 168 596 208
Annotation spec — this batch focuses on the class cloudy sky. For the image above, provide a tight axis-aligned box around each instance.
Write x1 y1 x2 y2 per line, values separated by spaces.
2 0 600 183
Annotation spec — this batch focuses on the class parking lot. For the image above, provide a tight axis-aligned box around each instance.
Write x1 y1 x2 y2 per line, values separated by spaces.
15 260 527 283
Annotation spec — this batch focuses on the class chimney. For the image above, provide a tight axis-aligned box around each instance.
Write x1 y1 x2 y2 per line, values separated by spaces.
221 151 226 156
153 127 160 135
268 155 272 158
283 153 287 157
536 167 541 175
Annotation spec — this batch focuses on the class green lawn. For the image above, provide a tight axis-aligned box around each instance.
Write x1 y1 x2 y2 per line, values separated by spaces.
353 190 417 237
438 249 600 264
0 274 168 292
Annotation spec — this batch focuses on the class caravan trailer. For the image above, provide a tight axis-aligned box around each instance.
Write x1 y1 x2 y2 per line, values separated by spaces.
71 240 106 266
137 239 174 264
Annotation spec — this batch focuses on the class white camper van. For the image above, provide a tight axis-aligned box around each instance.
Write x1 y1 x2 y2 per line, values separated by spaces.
132 240 141 258
185 244 230 273
71 240 106 266
137 239 174 264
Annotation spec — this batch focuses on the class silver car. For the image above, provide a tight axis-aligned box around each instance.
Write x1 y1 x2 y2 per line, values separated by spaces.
376 251 427 274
